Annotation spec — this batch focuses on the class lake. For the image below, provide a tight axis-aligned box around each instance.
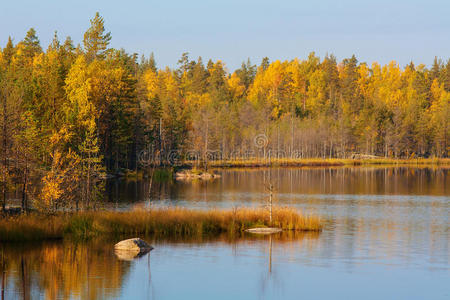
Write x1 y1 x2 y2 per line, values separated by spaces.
1 167 449 299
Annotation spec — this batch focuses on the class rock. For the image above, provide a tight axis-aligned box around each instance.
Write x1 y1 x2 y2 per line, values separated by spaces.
100 173 116 179
245 227 282 234
174 170 220 180
114 238 153 261
200 172 212 179
114 238 153 252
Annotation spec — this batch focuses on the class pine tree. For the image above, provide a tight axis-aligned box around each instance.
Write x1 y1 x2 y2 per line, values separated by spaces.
78 118 105 209
236 58 256 90
83 12 111 61
190 57 208 94
48 31 61 52
139 53 157 73
0 72 22 210
21 28 42 58
59 36 76 78
148 52 157 72
430 56 442 83
0 87 10 211
15 111 39 212
177 52 191 77
261 57 270 71
444 59 450 92
340 55 359 107
3 37 15 65
321 54 340 112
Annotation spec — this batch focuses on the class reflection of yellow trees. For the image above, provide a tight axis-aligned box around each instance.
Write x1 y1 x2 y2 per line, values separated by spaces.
0 233 321 299
1 241 131 300
213 167 449 197
116 167 448 211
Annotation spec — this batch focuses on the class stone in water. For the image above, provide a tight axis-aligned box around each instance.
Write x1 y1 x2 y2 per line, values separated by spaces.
114 238 153 261
114 238 153 251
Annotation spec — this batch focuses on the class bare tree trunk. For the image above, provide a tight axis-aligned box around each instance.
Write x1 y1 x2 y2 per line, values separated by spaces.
86 151 91 209
21 257 27 300
269 183 273 225
159 118 163 166
1 92 7 211
290 110 294 156
21 159 28 213
1 252 5 300
204 118 209 171
277 122 280 159
148 165 155 208
268 235 272 274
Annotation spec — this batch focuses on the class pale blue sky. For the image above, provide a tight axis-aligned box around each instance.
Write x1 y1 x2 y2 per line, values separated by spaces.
1 0 449 70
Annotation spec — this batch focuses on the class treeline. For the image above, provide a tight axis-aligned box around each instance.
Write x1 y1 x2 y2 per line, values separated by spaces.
0 13 449 211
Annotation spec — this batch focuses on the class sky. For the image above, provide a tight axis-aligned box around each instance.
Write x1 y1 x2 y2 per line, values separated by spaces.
0 0 449 71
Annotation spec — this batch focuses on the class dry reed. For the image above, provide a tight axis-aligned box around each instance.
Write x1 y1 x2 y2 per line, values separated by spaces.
0 207 322 242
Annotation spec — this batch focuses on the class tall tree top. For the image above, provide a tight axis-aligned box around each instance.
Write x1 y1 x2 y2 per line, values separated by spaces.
21 28 42 57
3 36 15 64
48 31 61 52
83 12 111 61
430 56 443 82
261 57 270 71
177 52 190 75
148 52 157 72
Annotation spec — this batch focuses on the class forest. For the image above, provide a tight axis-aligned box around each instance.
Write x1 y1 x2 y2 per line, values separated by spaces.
0 13 449 211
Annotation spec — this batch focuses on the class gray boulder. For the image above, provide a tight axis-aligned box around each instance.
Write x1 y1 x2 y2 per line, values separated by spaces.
114 238 153 252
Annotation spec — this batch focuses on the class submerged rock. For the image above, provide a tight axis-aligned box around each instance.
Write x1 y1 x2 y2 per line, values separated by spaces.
245 228 282 234
114 238 153 252
114 238 153 261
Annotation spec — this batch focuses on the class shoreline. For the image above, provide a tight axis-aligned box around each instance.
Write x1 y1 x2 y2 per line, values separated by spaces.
121 158 450 178
206 158 450 168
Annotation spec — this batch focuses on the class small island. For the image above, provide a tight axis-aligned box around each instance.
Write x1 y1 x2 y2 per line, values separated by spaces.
174 168 221 180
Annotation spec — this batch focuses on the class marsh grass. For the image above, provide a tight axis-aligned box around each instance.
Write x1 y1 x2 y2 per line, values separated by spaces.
0 215 66 242
0 207 322 242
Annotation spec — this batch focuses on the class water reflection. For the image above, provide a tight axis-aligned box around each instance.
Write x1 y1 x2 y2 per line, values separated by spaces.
114 248 152 262
2 167 449 299
1 233 319 300
1 227 448 299
0 240 133 300
105 167 449 209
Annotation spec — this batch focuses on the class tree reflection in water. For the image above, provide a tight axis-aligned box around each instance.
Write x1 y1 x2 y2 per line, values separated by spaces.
1 240 133 300
1 232 320 300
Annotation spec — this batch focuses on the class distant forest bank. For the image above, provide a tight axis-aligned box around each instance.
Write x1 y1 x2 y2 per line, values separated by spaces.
204 158 450 168
0 13 449 212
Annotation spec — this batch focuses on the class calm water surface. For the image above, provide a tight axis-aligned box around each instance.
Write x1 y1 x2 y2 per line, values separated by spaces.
2 167 449 299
